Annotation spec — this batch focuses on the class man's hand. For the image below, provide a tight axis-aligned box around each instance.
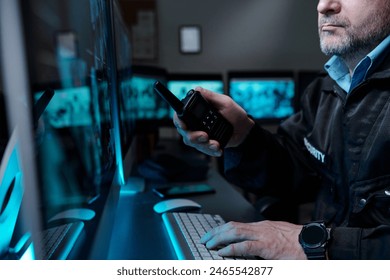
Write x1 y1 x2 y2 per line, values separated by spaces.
200 220 307 260
173 87 254 156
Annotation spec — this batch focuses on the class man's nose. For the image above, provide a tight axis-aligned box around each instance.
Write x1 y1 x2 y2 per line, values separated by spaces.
317 0 342 15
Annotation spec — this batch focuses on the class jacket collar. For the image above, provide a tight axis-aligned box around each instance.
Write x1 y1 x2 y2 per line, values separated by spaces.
320 50 390 94
324 35 390 93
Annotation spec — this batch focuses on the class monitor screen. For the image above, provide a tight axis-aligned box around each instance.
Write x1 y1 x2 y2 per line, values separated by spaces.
21 0 116 224
34 86 92 128
228 71 296 123
124 65 170 123
167 74 224 117
110 0 144 191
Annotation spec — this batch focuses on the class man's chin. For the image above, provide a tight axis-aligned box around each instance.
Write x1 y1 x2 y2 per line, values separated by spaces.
320 38 348 56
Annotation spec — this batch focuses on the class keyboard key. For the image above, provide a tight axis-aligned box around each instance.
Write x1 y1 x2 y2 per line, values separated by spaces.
162 212 261 260
40 221 84 260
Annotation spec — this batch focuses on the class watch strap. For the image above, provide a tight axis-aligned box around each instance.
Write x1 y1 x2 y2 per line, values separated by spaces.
304 247 326 260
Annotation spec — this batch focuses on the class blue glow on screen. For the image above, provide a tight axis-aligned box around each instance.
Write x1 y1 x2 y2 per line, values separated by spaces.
11 233 34 260
126 76 170 120
167 80 224 99
0 147 23 258
20 243 35 260
34 86 92 128
229 78 295 120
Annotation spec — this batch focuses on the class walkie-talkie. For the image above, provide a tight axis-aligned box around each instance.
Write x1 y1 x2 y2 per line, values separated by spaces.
153 81 233 148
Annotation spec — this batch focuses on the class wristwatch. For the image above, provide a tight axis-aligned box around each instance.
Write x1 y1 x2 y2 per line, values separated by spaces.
299 221 330 260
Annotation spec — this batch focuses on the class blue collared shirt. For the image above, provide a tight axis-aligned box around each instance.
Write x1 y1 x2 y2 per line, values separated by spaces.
324 35 390 93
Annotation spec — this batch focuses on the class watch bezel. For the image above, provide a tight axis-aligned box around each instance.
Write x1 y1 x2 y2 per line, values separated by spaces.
299 222 328 249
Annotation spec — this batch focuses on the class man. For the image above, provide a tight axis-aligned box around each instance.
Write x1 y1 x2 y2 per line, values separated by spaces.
173 0 390 259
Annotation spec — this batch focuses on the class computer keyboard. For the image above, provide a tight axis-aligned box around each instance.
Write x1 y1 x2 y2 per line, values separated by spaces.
40 221 84 260
162 212 253 260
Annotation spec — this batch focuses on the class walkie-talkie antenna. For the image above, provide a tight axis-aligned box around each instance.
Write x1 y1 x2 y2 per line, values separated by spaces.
153 81 184 114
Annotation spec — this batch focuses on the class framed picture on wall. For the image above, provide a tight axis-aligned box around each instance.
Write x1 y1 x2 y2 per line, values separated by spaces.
131 10 157 61
179 25 202 54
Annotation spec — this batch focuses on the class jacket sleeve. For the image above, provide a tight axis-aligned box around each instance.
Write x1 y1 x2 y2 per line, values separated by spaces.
223 75 333 200
329 226 390 259
223 119 320 202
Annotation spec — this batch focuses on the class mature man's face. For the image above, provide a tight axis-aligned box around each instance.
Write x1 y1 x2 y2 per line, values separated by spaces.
318 0 390 58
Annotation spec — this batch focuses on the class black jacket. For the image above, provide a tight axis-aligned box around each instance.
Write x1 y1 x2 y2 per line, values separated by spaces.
224 55 390 259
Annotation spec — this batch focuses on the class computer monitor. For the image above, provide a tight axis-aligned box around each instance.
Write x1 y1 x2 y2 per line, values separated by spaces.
20 0 117 227
228 71 296 124
33 86 91 128
109 0 144 192
167 73 224 118
0 91 9 159
0 128 25 259
121 65 170 129
0 0 43 259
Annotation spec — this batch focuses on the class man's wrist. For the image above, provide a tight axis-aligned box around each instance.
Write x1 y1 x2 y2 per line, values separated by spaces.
236 115 255 146
298 221 330 260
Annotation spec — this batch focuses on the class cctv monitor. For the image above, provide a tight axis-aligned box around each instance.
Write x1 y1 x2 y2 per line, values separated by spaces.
167 73 224 118
228 71 296 124
33 86 92 128
109 0 144 192
120 65 170 129
21 0 117 232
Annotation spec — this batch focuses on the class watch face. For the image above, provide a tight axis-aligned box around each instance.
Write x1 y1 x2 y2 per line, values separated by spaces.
301 224 327 248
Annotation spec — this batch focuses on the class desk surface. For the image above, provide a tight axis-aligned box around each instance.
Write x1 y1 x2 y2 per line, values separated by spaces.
86 139 263 260
104 160 262 260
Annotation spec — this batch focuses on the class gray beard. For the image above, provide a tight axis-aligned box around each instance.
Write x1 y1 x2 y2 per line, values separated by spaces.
319 9 390 63
320 31 387 62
